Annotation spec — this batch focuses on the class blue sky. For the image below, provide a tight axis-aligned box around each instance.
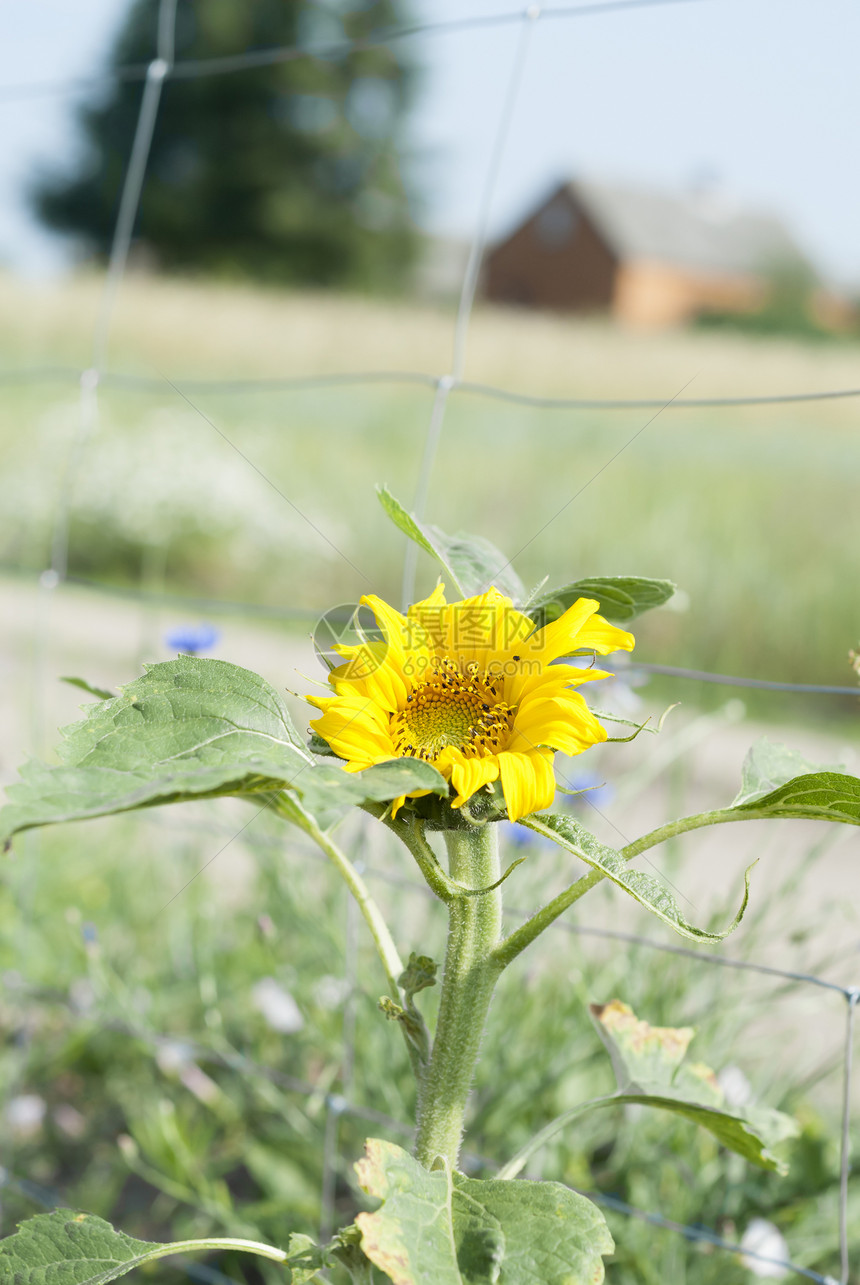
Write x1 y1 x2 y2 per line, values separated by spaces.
2 0 859 285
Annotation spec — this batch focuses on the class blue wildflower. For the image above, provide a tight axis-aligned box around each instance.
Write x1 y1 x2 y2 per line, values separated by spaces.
165 624 220 655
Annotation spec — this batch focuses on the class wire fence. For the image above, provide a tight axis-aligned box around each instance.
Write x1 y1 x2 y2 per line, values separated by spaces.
1 1 858 1282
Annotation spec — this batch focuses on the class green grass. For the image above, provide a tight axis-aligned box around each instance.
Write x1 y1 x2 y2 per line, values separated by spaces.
1 272 858 722
1 791 856 1282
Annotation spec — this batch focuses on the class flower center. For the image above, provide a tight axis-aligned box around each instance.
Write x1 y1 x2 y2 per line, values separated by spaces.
390 659 515 763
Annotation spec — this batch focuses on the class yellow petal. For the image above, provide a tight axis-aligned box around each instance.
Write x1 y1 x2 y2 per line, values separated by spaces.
525 598 634 664
309 703 394 764
508 693 607 757
359 595 414 664
447 749 500 808
408 582 447 614
442 587 534 668
498 748 556 822
506 661 614 707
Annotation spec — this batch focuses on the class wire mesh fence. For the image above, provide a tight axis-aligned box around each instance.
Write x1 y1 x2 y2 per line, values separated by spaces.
0 2 858 1282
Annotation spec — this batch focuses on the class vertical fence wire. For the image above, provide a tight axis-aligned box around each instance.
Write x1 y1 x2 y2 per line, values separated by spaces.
400 5 540 607
51 0 177 587
840 988 859 1283
33 0 179 756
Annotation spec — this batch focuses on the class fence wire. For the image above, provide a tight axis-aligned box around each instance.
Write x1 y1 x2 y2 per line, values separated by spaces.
3 0 857 1281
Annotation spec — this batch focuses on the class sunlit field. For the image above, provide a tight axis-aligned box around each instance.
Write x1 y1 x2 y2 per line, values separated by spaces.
1 271 858 724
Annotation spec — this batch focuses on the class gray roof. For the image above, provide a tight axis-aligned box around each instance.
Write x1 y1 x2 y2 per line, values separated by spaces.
569 178 809 278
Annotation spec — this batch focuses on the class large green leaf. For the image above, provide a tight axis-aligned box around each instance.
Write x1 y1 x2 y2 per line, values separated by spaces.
521 812 752 943
354 1138 612 1284
0 657 448 843
590 1000 798 1173
529 576 676 627
302 757 450 827
733 770 860 824
377 485 526 603
728 737 858 824
623 741 860 863
450 1173 613 1284
731 737 845 806
0 1210 288 1285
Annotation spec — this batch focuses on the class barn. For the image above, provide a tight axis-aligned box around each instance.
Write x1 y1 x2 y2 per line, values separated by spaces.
484 178 810 327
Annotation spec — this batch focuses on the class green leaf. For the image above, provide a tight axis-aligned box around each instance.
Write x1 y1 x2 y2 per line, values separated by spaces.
529 576 676 627
61 676 115 701
450 1173 613 1284
622 742 860 864
308 729 339 757
732 736 849 807
286 1225 372 1283
0 657 449 843
354 1139 612 1284
301 758 449 826
521 812 752 943
734 770 860 824
0 1210 287 1285
591 1000 798 1173
377 486 526 603
285 1233 338 1283
726 737 860 827
355 1139 462 1284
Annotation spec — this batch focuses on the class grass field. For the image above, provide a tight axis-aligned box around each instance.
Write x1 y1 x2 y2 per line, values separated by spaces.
2 271 859 723
2 766 858 1280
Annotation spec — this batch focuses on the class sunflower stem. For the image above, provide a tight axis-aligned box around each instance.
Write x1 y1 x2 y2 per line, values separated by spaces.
414 823 503 1170
272 797 404 1006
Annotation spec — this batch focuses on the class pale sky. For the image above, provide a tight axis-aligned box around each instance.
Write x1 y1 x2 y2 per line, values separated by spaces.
1 0 859 286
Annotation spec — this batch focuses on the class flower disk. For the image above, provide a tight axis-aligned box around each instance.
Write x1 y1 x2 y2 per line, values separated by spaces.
306 586 635 822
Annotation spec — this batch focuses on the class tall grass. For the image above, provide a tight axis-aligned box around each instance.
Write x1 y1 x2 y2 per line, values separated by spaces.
2 271 858 713
1 796 856 1281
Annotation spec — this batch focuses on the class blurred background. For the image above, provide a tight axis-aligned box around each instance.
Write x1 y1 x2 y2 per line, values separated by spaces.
1 1 859 1280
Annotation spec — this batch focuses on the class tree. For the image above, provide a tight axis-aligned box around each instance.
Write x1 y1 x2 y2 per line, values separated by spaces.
32 0 419 289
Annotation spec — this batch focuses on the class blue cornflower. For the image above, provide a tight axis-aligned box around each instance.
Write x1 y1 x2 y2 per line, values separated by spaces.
165 624 220 655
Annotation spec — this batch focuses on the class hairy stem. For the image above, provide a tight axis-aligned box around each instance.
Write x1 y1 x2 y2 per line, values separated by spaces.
273 793 403 1001
492 867 602 970
414 824 503 1170
494 806 780 968
618 807 770 859
126 1238 287 1266
370 804 458 902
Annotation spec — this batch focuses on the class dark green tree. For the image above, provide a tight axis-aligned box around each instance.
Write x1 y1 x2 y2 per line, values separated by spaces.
32 0 418 288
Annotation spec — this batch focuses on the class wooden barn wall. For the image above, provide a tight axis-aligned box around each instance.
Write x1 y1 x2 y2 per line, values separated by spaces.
484 193 617 313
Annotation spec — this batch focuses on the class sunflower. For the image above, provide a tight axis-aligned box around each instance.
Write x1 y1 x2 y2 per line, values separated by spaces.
307 585 635 822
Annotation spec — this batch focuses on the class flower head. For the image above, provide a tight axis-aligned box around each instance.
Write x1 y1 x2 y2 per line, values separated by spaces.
165 623 220 655
306 586 634 822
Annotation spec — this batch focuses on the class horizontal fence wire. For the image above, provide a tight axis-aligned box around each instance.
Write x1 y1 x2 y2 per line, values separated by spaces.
4 364 860 408
4 0 857 1279
9 566 857 699
0 0 702 103
588 1193 840 1285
